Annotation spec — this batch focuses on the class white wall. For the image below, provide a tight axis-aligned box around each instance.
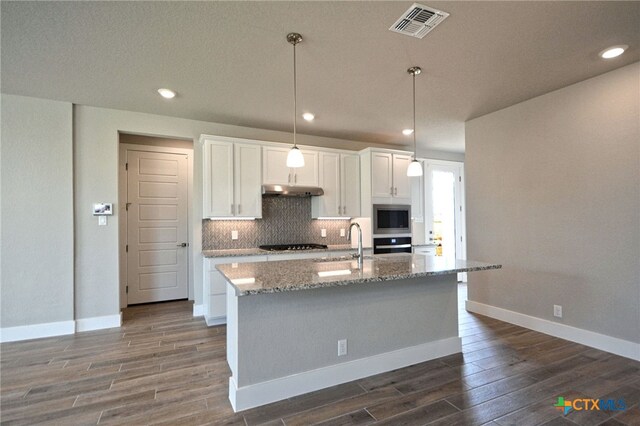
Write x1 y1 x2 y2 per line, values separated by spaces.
465 63 640 350
1 95 74 328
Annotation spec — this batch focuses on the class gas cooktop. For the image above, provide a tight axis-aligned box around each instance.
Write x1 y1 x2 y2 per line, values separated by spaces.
259 243 328 252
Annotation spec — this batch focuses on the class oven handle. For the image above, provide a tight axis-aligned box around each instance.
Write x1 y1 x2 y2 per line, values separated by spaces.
375 244 412 249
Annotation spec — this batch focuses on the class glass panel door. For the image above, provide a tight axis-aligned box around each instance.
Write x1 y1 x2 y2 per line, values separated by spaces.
424 160 466 281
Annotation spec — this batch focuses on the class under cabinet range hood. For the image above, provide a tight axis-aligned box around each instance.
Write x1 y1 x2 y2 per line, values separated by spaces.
261 184 324 197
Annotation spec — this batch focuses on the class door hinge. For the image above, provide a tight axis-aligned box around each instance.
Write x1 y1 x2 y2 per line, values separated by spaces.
126 244 128 252
126 285 128 294
125 162 128 171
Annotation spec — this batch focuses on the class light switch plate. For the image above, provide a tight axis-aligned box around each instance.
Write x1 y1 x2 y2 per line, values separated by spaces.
98 216 107 226
231 230 238 240
340 229 346 237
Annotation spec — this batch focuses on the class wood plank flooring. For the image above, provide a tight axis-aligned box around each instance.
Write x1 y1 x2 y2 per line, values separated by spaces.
2 285 639 425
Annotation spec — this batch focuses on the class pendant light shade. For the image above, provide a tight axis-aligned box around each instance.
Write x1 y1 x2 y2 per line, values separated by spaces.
407 159 423 176
407 66 423 177
286 146 305 168
286 32 304 168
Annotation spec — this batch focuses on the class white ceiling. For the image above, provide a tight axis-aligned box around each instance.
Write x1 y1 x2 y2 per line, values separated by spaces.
2 1 638 153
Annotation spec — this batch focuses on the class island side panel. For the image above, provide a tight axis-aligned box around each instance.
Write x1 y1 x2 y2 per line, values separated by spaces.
235 274 459 388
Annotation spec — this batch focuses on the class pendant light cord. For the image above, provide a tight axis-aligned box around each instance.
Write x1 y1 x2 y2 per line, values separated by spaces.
293 41 297 148
412 70 417 160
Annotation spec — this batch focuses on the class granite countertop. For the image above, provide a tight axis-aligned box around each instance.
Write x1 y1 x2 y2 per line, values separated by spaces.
217 253 501 296
202 244 357 258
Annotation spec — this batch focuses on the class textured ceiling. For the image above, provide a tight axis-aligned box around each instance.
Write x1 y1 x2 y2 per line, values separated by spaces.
2 1 639 153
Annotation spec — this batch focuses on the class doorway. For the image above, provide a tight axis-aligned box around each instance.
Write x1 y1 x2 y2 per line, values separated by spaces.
423 160 466 280
119 134 193 307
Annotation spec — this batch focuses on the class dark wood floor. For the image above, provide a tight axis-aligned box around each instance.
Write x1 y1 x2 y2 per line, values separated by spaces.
1 285 639 426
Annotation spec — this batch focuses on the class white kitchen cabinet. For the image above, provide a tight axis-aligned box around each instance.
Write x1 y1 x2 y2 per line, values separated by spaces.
263 146 318 186
204 255 267 325
203 249 370 325
413 245 436 256
203 139 262 218
392 154 412 198
366 150 413 204
341 154 361 217
411 159 425 222
312 152 361 218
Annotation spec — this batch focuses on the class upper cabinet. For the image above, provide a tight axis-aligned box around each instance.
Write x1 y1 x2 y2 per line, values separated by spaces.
360 149 415 210
312 152 360 218
203 138 262 218
263 146 318 186
367 151 412 201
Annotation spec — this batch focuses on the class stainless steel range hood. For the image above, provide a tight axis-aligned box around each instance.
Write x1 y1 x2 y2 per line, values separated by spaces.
261 184 324 197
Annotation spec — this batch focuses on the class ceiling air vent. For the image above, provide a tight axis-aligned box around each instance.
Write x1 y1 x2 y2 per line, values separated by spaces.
389 3 449 39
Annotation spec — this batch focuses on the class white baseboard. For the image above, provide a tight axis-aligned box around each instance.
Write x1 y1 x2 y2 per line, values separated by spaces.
229 336 461 412
0 320 75 343
75 314 122 332
192 304 204 317
205 316 226 326
466 300 640 362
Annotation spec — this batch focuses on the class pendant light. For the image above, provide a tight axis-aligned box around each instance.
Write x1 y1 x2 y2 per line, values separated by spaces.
406 66 423 177
286 32 305 168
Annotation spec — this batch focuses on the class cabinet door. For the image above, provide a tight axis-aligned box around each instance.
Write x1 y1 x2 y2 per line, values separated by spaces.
341 154 360 217
203 140 233 217
234 143 262 218
371 152 393 198
315 152 340 217
293 150 319 186
263 146 292 185
392 154 412 199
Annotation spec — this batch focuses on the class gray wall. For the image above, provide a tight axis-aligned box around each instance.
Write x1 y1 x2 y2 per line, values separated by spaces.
1 95 74 327
73 105 403 321
236 275 458 386
0 95 460 331
465 62 640 344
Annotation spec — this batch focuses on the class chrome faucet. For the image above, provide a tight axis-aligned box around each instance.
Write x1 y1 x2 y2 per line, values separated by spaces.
347 222 363 267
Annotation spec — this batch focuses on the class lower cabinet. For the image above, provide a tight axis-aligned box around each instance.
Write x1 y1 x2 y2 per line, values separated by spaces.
203 250 367 325
204 255 267 325
413 246 436 256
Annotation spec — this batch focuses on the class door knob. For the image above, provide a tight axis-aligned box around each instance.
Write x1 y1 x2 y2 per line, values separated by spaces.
177 243 188 247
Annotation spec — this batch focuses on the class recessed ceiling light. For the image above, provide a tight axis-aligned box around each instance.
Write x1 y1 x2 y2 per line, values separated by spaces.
157 88 176 99
302 112 315 121
599 45 628 59
402 129 414 136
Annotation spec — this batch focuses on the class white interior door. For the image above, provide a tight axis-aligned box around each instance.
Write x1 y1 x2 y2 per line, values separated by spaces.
127 150 188 304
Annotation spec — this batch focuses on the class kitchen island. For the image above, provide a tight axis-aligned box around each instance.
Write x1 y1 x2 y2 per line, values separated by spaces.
217 253 501 412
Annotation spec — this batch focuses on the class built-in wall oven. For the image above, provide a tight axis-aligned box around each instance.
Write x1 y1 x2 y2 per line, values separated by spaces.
372 204 411 235
373 236 412 254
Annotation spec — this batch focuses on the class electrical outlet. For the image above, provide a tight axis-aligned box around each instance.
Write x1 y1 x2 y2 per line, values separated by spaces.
340 229 346 237
231 230 238 240
554 305 563 318
338 339 347 356
321 229 327 238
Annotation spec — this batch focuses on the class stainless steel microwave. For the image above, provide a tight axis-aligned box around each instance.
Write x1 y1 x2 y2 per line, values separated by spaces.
373 204 411 235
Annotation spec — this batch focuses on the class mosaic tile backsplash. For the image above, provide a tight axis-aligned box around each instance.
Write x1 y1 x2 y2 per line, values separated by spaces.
202 196 352 249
